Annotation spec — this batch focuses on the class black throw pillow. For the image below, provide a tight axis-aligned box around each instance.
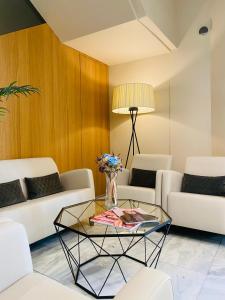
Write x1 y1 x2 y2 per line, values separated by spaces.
25 172 63 200
181 173 225 196
130 168 157 188
0 179 26 208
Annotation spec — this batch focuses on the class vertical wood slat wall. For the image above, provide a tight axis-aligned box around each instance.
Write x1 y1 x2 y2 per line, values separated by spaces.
0 24 109 195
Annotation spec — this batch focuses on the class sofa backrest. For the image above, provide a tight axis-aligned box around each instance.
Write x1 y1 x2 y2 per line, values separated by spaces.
0 157 58 199
185 156 225 176
0 220 33 292
131 154 172 171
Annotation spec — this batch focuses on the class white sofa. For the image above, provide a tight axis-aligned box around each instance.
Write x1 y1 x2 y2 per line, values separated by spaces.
117 154 172 204
0 158 95 244
162 156 225 234
0 219 174 300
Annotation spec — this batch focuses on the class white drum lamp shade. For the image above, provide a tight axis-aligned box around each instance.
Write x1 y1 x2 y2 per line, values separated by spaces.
112 83 155 114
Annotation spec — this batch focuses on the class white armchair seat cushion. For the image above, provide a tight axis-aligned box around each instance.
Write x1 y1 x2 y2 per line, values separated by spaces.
117 185 155 203
0 273 88 300
0 188 93 244
168 192 225 234
115 268 173 300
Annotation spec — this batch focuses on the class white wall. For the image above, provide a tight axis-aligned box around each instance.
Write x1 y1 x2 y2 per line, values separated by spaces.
174 0 205 44
211 0 225 155
110 0 212 171
169 0 211 170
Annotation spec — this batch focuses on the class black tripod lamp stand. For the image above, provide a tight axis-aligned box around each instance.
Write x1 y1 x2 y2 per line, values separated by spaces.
112 83 155 167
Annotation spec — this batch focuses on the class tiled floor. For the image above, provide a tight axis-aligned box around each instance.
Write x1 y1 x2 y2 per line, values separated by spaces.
31 227 225 300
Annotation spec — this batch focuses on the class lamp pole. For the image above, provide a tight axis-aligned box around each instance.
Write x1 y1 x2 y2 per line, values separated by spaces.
125 107 140 167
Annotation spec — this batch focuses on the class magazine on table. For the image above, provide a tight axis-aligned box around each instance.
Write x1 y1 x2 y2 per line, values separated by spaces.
112 207 159 225
90 210 140 231
90 207 159 231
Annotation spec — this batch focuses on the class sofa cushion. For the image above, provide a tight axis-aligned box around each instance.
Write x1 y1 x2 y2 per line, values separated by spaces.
181 173 225 196
117 185 155 204
25 173 63 199
130 168 156 188
0 180 26 208
0 272 89 300
0 158 58 199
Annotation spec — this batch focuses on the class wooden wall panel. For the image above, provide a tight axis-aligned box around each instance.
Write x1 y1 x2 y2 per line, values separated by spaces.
0 24 109 195
0 33 21 159
80 54 109 195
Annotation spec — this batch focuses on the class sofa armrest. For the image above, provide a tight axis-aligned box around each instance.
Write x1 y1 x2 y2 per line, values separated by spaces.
155 170 164 206
0 221 33 293
115 268 173 300
117 168 130 185
161 170 183 211
60 169 95 193
0 218 13 224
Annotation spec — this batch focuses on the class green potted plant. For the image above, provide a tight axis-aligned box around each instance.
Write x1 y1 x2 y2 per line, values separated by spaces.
0 81 39 118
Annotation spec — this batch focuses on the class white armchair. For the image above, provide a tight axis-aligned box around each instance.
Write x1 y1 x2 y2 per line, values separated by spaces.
0 220 173 300
117 154 172 205
162 157 225 234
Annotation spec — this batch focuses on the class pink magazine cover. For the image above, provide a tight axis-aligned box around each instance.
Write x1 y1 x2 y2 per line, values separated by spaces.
90 210 140 231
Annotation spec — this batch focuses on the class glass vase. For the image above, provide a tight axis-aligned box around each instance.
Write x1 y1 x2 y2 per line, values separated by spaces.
105 172 118 209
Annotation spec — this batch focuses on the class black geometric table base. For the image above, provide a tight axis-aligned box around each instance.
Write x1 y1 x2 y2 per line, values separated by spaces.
55 223 171 299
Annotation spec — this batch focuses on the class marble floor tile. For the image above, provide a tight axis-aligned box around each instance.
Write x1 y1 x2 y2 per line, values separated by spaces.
197 276 225 300
196 237 225 299
158 262 206 300
160 234 221 274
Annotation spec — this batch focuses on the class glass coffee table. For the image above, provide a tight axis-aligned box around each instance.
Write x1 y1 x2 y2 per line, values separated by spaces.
54 199 171 299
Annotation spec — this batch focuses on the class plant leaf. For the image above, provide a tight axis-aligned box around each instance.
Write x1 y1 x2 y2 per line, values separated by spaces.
0 81 39 118
0 81 39 99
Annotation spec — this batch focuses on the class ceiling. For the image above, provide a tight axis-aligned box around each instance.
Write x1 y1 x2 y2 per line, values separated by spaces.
65 20 169 65
31 0 179 65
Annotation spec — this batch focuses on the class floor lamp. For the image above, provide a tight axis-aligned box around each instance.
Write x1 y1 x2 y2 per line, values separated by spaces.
112 83 155 167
